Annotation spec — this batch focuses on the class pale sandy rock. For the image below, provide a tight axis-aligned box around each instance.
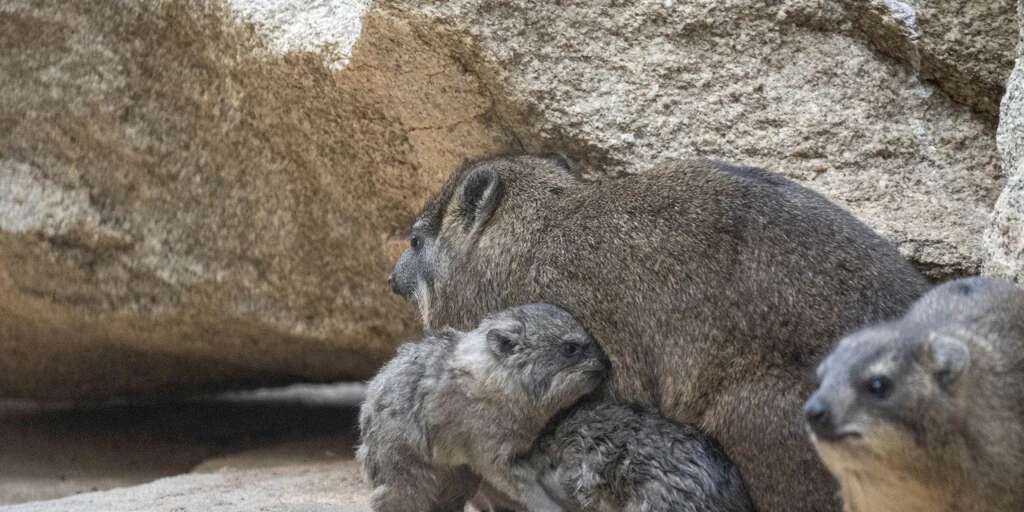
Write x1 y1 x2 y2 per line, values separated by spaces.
227 0 370 69
2 463 369 512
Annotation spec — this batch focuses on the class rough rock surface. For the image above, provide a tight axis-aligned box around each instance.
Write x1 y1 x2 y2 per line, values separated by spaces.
0 0 513 399
987 0 1024 282
0 0 1016 400
843 0 1017 118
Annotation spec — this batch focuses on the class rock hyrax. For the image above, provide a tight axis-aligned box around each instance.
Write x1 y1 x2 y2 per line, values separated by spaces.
805 276 1024 512
389 154 929 512
357 303 607 512
529 399 756 512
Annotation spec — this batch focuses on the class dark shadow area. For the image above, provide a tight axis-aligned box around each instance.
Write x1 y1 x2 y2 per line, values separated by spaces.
0 384 365 506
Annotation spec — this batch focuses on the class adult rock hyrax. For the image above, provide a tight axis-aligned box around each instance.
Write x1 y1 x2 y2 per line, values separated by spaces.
804 276 1024 512
388 154 929 512
357 303 607 512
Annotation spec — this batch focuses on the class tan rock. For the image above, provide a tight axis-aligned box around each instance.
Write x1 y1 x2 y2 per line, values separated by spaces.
0 0 1015 399
4 461 368 512
0 1 514 399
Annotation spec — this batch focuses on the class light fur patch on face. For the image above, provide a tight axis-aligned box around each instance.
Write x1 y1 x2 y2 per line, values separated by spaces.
451 332 492 379
864 353 899 380
415 276 432 328
449 332 519 402
815 420 914 470
815 422 944 512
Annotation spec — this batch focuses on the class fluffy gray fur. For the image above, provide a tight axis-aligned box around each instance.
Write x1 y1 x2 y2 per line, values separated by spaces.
806 276 1024 512
357 303 607 512
527 399 755 512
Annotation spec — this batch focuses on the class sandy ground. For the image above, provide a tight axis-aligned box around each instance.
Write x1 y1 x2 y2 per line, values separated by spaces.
0 384 373 510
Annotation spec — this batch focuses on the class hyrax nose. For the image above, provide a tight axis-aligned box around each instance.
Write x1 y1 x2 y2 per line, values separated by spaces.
803 398 833 435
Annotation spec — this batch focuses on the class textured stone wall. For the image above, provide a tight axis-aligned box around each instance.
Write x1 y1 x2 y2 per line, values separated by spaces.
987 0 1024 281
0 0 1018 399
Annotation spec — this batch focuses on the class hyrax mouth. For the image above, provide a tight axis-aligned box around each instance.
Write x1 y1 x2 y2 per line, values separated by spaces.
811 429 863 444
585 360 609 377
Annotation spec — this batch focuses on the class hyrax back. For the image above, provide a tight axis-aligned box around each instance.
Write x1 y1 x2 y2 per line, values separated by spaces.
533 400 756 512
389 154 928 512
358 303 606 512
805 276 1024 512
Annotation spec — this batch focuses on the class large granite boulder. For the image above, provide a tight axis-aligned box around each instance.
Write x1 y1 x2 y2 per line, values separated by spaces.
0 0 1016 399
0 0 509 399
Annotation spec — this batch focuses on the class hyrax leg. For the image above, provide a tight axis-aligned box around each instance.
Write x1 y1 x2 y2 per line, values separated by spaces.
488 461 565 512
369 463 477 512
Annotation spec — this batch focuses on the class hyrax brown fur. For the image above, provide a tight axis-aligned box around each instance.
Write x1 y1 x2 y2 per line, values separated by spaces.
357 303 607 512
805 276 1024 512
389 154 929 512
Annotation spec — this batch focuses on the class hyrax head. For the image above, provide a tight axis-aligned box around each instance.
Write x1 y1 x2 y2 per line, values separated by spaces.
803 320 971 474
454 303 608 417
387 153 580 328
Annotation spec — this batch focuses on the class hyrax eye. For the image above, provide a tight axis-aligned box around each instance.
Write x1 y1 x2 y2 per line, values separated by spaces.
410 235 422 250
560 342 583 358
863 375 893 399
499 337 515 353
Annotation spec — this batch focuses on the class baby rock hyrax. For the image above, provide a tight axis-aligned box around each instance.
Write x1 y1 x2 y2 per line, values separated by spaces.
527 399 755 512
804 276 1024 512
357 303 608 512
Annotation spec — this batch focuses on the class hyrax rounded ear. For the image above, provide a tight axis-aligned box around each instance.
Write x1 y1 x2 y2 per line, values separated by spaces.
924 334 970 391
458 167 505 233
486 328 519 358
543 152 581 178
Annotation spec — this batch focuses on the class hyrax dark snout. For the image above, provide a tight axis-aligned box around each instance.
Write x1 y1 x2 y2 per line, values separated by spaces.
803 397 835 438
388 249 419 301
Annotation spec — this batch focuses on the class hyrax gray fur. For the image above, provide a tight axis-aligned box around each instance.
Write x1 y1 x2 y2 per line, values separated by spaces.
805 276 1024 512
528 399 756 512
357 303 607 512
389 154 929 512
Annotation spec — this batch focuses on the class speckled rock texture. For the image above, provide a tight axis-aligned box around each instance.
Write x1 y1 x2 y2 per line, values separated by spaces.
0 0 1017 399
987 0 1024 282
842 0 1017 118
